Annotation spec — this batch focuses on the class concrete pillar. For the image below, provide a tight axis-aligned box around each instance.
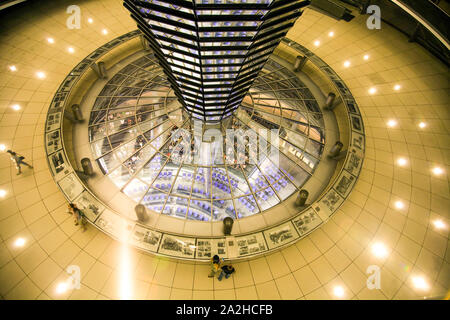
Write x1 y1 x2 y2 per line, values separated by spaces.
329 141 344 158
135 204 148 223
97 62 107 79
71 104 83 121
294 55 308 72
140 34 150 51
91 61 107 79
295 189 309 207
223 217 234 235
81 158 94 176
324 92 336 110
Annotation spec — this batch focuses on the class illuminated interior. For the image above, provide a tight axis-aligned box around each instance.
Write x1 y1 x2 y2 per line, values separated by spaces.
89 56 324 221
0 0 448 301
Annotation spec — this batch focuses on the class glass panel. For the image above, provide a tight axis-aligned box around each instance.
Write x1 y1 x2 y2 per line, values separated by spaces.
88 52 328 219
212 198 236 221
123 178 148 203
243 165 269 192
254 187 280 211
172 165 195 197
162 196 189 219
226 165 250 197
151 162 178 192
97 151 121 174
91 138 111 159
141 188 167 213
234 195 259 218
211 167 232 200
275 175 297 200
108 165 131 189
188 199 211 221
191 167 211 200
136 153 167 184
123 143 155 174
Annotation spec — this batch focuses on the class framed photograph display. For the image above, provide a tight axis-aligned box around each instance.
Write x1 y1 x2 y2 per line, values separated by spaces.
313 189 344 219
195 238 227 259
263 221 299 249
159 234 196 258
129 224 162 252
350 114 364 134
58 173 84 201
45 130 62 154
95 210 133 239
351 132 364 151
292 208 322 236
334 170 357 198
46 111 62 132
345 147 364 176
73 190 105 222
235 233 267 257
48 150 71 180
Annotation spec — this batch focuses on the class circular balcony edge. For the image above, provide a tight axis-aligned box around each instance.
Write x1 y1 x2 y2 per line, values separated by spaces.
44 31 366 262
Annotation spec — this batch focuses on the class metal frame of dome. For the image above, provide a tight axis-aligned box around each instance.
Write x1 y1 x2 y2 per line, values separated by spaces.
123 0 311 122
88 54 325 222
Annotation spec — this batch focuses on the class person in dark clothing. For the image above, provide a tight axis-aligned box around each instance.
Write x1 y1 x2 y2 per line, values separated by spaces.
208 254 224 278
7 150 33 175
218 265 235 281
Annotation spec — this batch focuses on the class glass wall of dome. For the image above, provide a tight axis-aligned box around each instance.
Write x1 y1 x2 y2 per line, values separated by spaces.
89 53 325 221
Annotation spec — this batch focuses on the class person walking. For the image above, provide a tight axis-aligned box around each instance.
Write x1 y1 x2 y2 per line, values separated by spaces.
7 150 33 175
208 254 224 278
218 265 235 281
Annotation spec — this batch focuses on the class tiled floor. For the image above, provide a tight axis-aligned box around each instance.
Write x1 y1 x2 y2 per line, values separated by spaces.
0 0 448 300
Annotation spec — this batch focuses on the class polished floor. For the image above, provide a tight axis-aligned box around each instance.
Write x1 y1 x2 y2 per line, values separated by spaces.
0 0 448 300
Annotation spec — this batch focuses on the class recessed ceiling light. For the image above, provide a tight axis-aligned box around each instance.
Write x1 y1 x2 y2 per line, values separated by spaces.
394 200 405 210
314 40 320 47
68 47 74 53
47 37 54 44
11 104 21 111
397 158 407 166
56 282 69 294
394 84 401 91
36 71 46 79
368 87 377 95
333 286 345 298
363 54 370 60
9 65 17 72
432 219 446 230
432 167 443 176
102 29 108 35
418 122 427 128
328 31 334 37
371 242 388 258
88 18 93 23
343 60 351 68
0 189 6 197
387 119 397 127
0 144 6 152
14 237 26 247
412 276 429 291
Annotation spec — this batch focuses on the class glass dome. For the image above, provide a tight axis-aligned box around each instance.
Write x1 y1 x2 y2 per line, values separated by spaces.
89 53 325 222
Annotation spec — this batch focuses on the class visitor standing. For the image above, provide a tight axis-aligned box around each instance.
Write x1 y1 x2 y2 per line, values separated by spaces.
218 265 235 281
208 254 224 278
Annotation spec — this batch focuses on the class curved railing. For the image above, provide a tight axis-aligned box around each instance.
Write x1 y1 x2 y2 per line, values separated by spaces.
45 31 365 261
